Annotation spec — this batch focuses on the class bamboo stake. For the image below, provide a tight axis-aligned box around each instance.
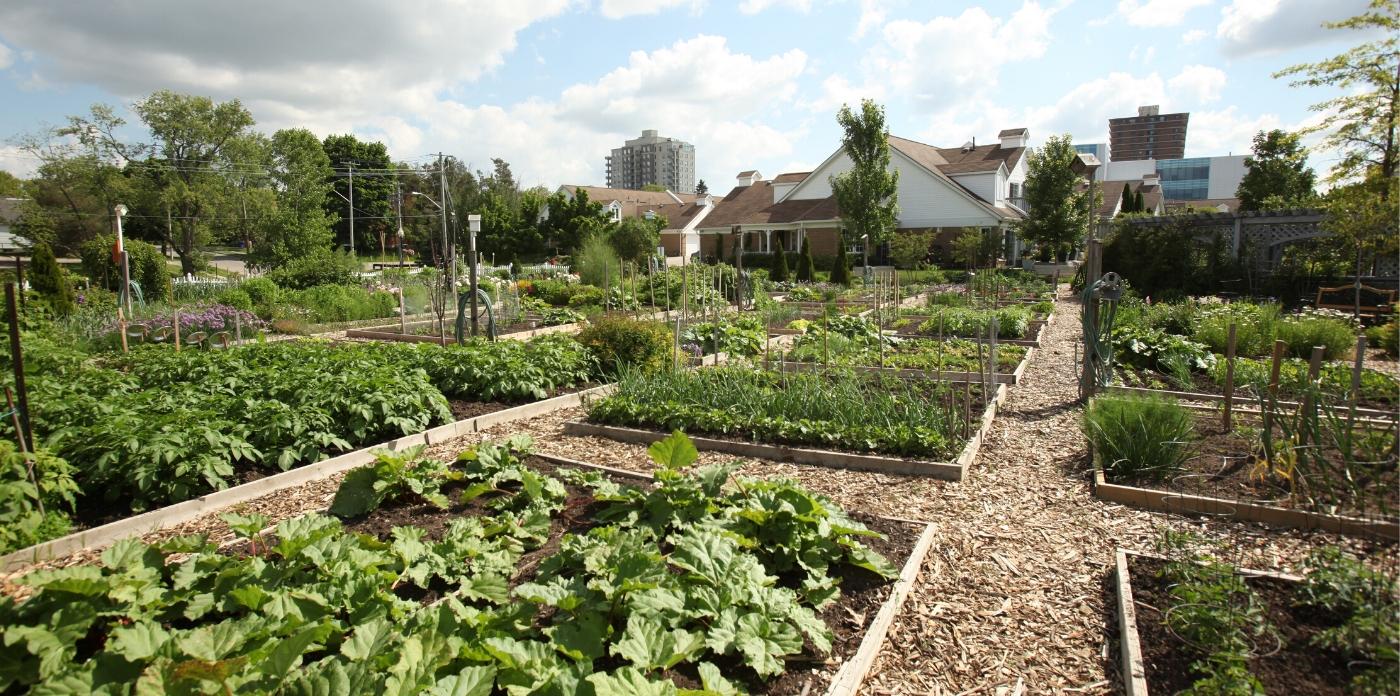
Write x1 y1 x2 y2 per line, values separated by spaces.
1348 334 1367 431
823 307 830 367
398 290 407 335
174 308 181 352
1223 323 1237 431
962 380 972 440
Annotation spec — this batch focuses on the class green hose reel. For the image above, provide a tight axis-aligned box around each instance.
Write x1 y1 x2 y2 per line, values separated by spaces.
1081 271 1125 391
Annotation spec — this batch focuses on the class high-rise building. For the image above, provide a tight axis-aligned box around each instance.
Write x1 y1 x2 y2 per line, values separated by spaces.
1109 105 1189 161
605 130 696 194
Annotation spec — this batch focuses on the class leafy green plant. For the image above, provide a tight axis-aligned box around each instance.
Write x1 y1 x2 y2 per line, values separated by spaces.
0 443 78 554
1295 546 1399 694
683 315 766 357
329 446 456 517
575 317 673 376
1083 394 1195 482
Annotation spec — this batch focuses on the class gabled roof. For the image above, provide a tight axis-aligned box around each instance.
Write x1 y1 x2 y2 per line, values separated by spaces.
648 200 712 231
772 172 810 184
933 141 1025 173
1097 179 1164 217
558 185 695 207
886 137 1024 221
736 170 758 177
998 128 1028 137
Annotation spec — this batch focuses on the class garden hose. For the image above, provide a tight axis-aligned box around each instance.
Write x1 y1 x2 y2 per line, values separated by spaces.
454 289 497 344
1081 272 1124 389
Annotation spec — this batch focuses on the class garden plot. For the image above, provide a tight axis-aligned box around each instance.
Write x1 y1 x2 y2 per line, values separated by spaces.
1113 541 1396 695
771 318 1032 384
0 432 934 696
0 335 599 566
878 301 1056 347
1085 392 1399 539
565 366 1005 480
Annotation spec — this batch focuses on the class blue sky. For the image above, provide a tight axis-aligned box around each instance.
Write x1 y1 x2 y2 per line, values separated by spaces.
0 0 1376 192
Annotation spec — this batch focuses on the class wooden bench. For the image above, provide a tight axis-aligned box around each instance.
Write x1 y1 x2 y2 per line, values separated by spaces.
1314 284 1396 319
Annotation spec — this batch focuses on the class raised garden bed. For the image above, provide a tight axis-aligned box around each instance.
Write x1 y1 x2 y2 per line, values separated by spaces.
1114 547 1397 695
0 433 936 695
347 308 677 344
572 366 1006 481
1087 396 1399 540
780 335 1033 385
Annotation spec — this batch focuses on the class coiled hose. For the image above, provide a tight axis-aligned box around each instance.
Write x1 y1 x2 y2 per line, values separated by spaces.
454 289 497 344
1080 271 1124 389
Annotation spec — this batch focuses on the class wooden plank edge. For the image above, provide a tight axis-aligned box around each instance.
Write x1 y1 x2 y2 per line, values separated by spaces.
0 383 610 574
562 421 965 480
1106 385 1395 420
825 522 937 696
1091 466 1399 540
1114 549 1151 696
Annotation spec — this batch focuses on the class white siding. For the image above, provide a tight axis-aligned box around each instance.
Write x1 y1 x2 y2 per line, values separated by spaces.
949 172 996 205
771 182 799 202
785 151 852 201
1207 155 1247 199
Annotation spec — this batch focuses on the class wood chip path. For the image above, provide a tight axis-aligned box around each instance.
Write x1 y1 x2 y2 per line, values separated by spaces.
6 294 1393 694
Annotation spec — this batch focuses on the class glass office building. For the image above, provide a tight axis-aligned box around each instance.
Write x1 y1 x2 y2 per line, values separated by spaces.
1156 158 1210 200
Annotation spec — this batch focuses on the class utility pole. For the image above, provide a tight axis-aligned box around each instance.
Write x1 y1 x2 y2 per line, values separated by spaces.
438 153 455 315
115 205 131 315
347 163 355 258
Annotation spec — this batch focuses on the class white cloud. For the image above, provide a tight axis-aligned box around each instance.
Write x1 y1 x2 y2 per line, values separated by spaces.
1185 107 1280 156
1168 64 1227 103
739 0 811 14
853 0 892 38
1116 0 1213 27
0 41 12 70
0 145 38 179
0 1 571 111
802 74 887 114
597 0 701 19
1216 0 1375 57
1181 28 1208 43
869 2 1055 108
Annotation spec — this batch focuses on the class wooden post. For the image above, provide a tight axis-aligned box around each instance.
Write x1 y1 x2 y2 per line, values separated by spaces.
1079 238 1104 401
1222 323 1237 431
118 308 129 353
5 285 32 448
989 316 999 390
1348 335 1367 423
235 311 243 346
1299 345 1326 447
14 257 23 310
823 307 830 367
174 308 181 352
681 252 689 322
1267 339 1286 398
5 387 40 517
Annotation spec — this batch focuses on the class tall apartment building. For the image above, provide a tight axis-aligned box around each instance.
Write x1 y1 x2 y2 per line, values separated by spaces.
605 130 696 194
1109 105 1189 161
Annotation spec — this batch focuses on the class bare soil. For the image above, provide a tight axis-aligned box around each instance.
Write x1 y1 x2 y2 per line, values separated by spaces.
1128 555 1364 695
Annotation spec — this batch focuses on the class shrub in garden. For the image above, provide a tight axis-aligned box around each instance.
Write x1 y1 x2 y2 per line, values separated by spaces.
265 249 359 289
796 237 816 281
830 242 851 286
1366 308 1398 357
1083 394 1195 482
1274 310 1356 360
565 285 606 308
575 316 673 375
279 284 397 323
771 240 790 282
28 242 75 316
574 234 620 288
215 287 254 312
241 277 280 307
79 234 171 301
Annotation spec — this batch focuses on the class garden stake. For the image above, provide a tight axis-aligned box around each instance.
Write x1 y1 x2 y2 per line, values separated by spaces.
118 308 129 353
681 253 689 322
1348 335 1366 430
989 316 999 392
5 387 41 518
1223 323 1237 431
174 308 181 352
822 308 829 367
398 290 407 335
962 380 972 440
604 261 610 312
5 284 32 448
1298 346 1326 448
1267 339 1286 397
936 314 945 382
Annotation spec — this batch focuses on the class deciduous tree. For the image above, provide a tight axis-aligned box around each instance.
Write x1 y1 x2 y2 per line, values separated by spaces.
830 100 899 254
1016 134 1091 262
1236 129 1318 209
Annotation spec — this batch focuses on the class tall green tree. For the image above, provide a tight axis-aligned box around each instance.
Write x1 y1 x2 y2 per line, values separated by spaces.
28 241 74 315
250 128 337 268
771 232 790 282
695 179 708 196
1132 191 1145 214
830 240 851 286
0 171 23 197
541 188 608 253
322 134 394 255
610 216 663 264
1236 129 1318 209
796 237 815 281
1119 183 1134 214
1016 134 1091 262
1276 0 1398 186
829 100 899 255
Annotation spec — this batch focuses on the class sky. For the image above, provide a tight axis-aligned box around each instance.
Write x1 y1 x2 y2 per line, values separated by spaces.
0 0 1379 193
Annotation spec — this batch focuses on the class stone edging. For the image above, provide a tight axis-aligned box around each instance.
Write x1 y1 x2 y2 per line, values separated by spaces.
0 384 613 573
562 382 1007 481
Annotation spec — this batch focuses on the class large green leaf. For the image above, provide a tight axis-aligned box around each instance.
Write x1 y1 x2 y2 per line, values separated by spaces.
108 622 170 662
427 666 496 696
328 467 382 518
647 431 698 471
610 617 704 671
586 668 678 696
